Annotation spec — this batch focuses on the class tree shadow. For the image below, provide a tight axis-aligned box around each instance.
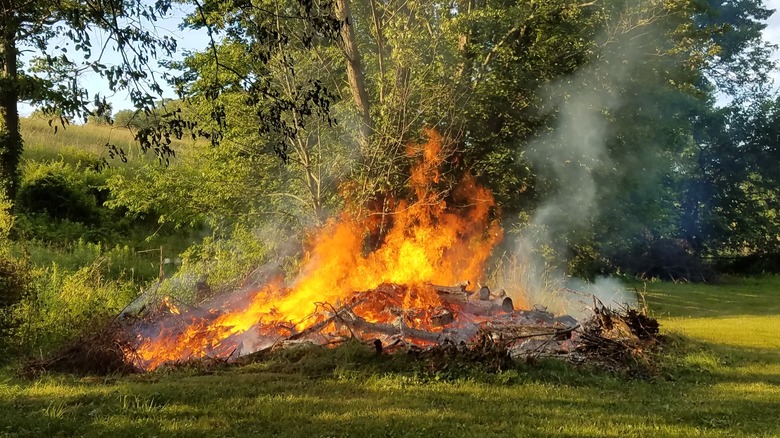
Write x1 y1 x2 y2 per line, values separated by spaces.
2 360 779 438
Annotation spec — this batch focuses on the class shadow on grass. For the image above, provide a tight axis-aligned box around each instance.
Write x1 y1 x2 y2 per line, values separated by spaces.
669 337 780 386
2 366 779 438
2 336 779 438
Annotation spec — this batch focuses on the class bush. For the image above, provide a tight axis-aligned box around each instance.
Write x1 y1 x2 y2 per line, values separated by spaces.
716 253 780 275
13 159 173 246
177 223 276 294
12 260 140 354
603 236 714 282
0 256 29 309
0 255 32 357
17 173 100 225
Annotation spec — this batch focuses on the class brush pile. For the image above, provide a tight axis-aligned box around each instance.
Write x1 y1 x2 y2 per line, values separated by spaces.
575 301 661 372
23 283 662 377
22 320 137 378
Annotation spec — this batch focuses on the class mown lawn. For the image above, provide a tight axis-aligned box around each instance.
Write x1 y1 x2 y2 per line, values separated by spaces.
2 277 779 437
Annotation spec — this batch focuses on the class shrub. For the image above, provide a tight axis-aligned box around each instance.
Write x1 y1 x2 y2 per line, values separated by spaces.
17 173 100 225
12 260 140 354
0 256 29 309
0 255 32 357
178 224 276 292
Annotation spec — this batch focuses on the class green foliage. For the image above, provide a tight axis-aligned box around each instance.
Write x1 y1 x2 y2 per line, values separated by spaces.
153 223 279 304
14 159 116 244
112 109 156 131
0 254 33 356
2 0 779 376
0 118 205 358
20 240 160 281
181 226 272 288
11 259 139 354
0 0 181 199
13 135 200 251
0 194 29 356
0 256 30 310
18 173 101 224
683 97 780 259
112 104 184 132
104 140 281 229
149 0 780 282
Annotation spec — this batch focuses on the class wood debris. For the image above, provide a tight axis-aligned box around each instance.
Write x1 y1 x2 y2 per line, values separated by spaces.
29 282 662 376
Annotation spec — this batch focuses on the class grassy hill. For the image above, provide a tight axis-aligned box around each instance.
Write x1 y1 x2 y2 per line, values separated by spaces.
1 277 778 437
21 115 194 164
14 116 197 266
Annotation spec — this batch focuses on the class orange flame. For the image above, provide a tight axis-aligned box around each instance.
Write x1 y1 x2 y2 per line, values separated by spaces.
130 130 503 370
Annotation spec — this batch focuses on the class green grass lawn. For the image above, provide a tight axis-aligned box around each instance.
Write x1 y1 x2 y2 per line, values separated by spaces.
2 277 779 437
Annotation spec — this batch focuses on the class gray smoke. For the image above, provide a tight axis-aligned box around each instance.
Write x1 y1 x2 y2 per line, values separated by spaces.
504 30 657 316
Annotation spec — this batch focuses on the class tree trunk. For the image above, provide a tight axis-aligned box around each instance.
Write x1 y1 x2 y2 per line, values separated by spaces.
334 0 372 151
453 0 474 86
0 25 21 201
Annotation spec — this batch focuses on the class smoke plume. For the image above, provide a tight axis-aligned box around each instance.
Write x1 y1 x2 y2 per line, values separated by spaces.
505 28 666 315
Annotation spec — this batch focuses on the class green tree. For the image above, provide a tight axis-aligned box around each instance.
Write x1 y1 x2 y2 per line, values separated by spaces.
580 0 778 278
138 0 777 279
161 0 344 225
0 0 177 199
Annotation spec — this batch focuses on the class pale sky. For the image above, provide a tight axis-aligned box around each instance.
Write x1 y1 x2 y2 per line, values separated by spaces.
764 0 780 84
19 5 209 118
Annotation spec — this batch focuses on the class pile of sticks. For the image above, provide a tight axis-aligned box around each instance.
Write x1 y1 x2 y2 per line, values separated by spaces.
243 283 587 361
89 282 665 374
574 300 661 371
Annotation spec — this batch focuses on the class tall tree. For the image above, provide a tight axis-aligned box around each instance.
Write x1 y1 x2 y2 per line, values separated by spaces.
162 0 343 224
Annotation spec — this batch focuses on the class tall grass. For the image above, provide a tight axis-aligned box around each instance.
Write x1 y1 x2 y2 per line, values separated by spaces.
21 116 140 163
20 116 197 165
1 118 206 356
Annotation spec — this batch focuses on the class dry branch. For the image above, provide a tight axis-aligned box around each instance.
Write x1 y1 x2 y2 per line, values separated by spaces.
288 297 368 341
340 313 461 344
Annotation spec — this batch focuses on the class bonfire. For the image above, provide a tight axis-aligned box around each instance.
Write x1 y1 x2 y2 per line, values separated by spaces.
27 131 659 376
108 130 656 374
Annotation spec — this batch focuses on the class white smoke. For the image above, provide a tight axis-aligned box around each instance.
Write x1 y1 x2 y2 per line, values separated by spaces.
505 28 658 316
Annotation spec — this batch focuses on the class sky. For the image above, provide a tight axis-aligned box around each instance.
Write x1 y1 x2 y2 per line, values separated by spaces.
765 0 780 84
18 2 780 118
18 4 210 118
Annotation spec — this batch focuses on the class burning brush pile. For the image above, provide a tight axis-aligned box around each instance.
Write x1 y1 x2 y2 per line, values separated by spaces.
26 131 661 376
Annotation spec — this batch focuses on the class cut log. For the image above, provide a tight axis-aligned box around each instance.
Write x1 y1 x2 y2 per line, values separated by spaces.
464 300 498 316
429 308 454 327
431 283 468 294
461 295 514 316
342 314 453 344
471 286 490 301
430 283 513 316
430 284 471 304
494 296 514 313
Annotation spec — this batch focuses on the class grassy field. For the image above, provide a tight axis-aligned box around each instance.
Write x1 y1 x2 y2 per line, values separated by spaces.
1 277 779 437
21 115 196 165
